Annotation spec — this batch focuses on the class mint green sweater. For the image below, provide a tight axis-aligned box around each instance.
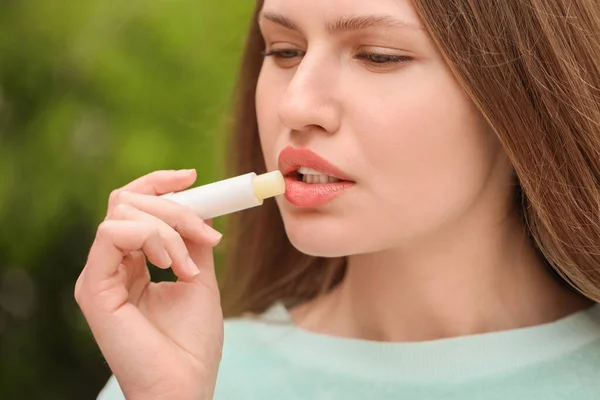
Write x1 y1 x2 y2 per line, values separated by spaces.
98 303 600 399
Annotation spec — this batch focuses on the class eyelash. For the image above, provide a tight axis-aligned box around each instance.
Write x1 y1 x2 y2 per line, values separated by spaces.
261 49 412 65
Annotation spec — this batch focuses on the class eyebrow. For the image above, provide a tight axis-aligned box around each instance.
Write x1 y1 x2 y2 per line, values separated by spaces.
259 11 424 35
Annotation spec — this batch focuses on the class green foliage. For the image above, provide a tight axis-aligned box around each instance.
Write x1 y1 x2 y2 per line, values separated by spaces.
0 1 254 397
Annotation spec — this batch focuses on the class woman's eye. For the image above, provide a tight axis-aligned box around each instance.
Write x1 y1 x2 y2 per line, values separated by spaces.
261 49 305 68
260 48 412 70
261 49 304 59
356 53 413 65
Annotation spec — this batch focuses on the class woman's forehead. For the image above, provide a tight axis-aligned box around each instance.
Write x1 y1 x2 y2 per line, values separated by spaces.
260 0 422 27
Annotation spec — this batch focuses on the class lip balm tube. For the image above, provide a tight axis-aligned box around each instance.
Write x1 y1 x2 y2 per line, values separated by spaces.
161 171 285 220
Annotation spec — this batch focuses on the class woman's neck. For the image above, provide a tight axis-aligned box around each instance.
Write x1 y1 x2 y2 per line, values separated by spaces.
290 213 592 342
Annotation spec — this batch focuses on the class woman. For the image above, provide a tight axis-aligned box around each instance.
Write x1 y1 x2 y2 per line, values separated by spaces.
77 0 600 398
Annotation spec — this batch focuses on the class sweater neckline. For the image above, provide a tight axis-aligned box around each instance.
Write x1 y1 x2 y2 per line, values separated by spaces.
247 302 600 382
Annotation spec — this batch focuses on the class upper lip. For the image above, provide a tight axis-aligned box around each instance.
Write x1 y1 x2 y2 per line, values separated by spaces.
278 146 353 181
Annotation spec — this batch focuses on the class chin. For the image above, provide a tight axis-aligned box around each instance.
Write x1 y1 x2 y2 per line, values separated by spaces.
288 232 350 258
279 210 358 258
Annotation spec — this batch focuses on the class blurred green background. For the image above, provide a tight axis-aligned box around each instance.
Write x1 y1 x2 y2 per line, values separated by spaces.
0 1 254 398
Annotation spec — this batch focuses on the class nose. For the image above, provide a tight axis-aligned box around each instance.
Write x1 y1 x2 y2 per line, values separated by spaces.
277 53 342 135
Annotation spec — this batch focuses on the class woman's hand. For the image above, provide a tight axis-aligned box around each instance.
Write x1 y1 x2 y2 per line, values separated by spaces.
75 169 224 400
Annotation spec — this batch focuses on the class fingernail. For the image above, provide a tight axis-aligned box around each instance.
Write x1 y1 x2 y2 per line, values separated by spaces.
164 251 173 267
177 169 195 175
205 225 223 242
187 256 200 276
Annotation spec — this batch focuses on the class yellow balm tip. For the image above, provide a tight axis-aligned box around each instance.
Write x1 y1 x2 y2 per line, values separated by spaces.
253 171 285 201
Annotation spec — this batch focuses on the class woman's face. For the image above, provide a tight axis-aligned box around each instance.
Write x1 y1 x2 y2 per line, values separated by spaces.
256 0 512 257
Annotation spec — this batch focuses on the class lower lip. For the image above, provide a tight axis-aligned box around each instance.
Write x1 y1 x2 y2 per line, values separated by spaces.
283 176 355 207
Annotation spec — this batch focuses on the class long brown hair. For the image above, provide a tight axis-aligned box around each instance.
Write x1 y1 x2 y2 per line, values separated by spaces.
220 0 600 317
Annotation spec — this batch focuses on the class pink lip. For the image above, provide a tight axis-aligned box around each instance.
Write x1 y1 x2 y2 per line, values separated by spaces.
278 146 355 207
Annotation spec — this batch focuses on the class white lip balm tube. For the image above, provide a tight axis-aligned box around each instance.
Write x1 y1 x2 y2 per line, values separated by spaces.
161 171 285 220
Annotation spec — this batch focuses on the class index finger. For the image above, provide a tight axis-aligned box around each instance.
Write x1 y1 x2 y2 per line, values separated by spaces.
108 169 198 211
122 169 197 195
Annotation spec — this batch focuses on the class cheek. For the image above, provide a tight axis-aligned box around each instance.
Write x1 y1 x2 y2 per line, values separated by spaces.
354 63 499 236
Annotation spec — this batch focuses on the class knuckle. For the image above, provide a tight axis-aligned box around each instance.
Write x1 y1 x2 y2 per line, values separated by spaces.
183 208 198 225
164 227 182 244
147 223 162 240
112 203 131 219
114 190 132 204
173 208 195 232
171 211 186 233
108 189 122 205
96 220 115 239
